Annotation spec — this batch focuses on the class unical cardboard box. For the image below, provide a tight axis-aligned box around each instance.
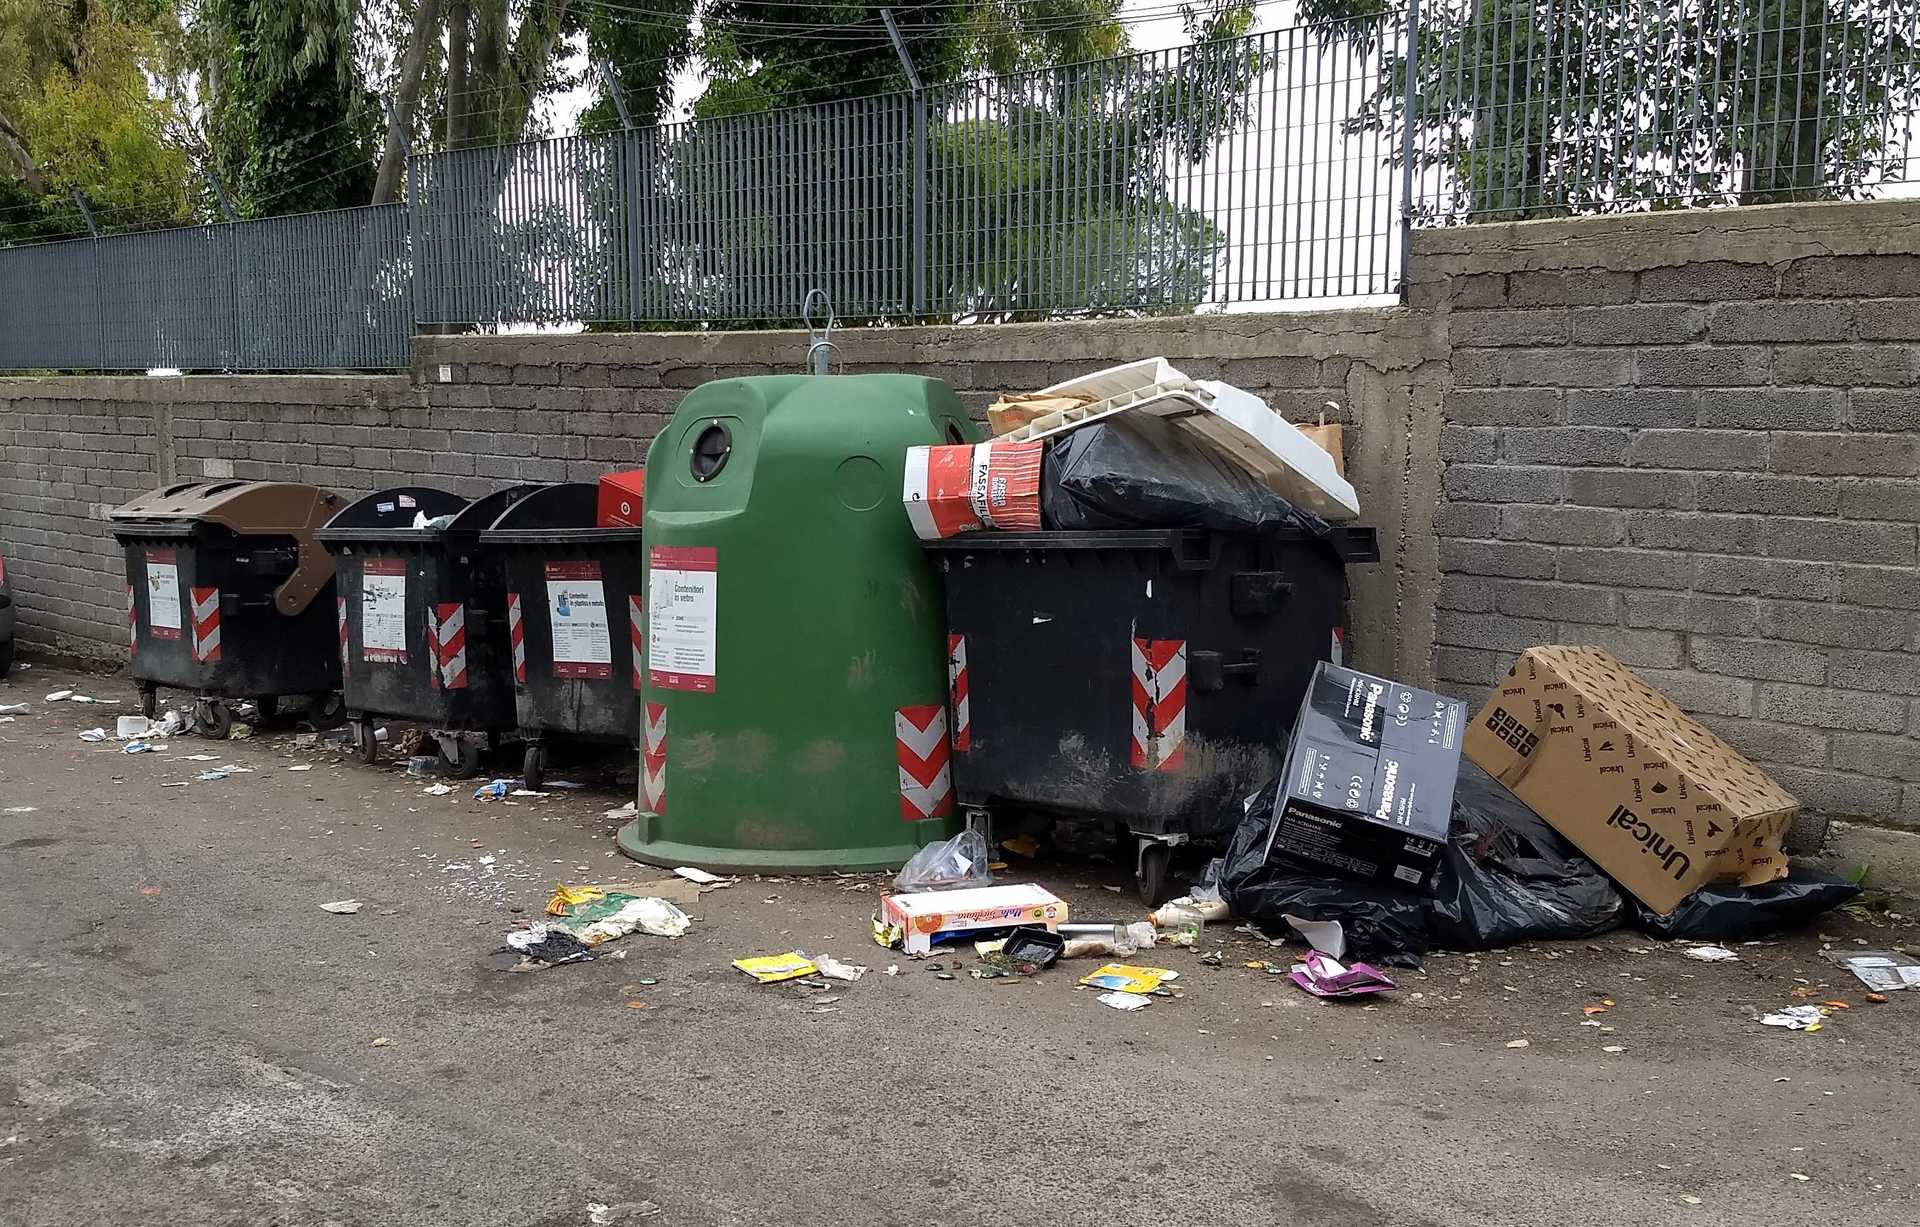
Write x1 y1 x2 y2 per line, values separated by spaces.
1263 663 1464 890
596 470 646 528
1464 646 1800 915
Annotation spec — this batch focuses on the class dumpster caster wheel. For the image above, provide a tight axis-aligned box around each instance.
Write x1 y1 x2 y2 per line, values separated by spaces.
137 687 158 720
1135 841 1172 907
196 699 232 740
309 693 345 725
440 738 483 780
522 743 548 791
353 721 380 765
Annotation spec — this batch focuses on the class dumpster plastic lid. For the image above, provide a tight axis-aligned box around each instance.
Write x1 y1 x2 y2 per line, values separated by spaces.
482 482 644 544
317 484 546 546
107 480 344 617
921 526 1380 568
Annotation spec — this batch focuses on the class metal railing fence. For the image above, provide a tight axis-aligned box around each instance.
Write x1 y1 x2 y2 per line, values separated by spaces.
2 5 1918 370
0 204 410 371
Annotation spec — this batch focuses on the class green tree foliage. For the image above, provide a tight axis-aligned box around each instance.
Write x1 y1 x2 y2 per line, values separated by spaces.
1300 0 1920 220
200 0 378 217
0 0 196 242
695 0 1130 118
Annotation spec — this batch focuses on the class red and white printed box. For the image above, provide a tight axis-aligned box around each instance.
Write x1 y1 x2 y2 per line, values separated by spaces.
596 470 646 529
902 439 1045 540
879 883 1068 955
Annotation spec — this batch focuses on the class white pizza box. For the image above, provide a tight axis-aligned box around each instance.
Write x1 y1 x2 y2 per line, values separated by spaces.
878 883 1069 955
998 357 1361 521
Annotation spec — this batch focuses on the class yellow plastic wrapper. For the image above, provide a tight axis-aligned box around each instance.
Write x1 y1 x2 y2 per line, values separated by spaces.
546 883 607 916
731 953 818 983
1077 963 1176 994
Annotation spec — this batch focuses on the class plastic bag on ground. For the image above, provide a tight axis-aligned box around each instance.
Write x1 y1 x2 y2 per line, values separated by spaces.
893 828 994 893
1422 762 1626 950
1040 414 1330 537
1628 865 1861 940
1218 782 1429 968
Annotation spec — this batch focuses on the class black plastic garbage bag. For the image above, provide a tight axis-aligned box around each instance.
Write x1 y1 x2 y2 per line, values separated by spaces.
1218 783 1430 968
1629 866 1861 940
1422 763 1627 950
1041 414 1330 537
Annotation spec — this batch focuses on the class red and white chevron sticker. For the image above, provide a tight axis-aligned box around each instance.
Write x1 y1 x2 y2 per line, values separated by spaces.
431 603 468 690
629 595 644 690
336 594 348 675
127 585 136 657
507 592 526 684
190 587 222 663
641 701 667 814
1129 637 1187 772
946 634 970 752
896 704 954 821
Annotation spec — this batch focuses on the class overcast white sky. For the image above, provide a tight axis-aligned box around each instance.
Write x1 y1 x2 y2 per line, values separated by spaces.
540 1 1306 132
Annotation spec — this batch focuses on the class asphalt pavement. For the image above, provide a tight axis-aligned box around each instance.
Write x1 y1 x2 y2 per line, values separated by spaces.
2 663 1918 1227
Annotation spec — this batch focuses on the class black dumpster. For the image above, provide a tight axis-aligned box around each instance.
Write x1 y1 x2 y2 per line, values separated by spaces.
481 482 645 789
318 485 537 775
108 481 345 735
923 525 1378 902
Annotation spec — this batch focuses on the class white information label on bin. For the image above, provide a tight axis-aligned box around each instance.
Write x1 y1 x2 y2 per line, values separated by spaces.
361 558 409 662
647 546 717 693
145 548 182 640
545 561 612 679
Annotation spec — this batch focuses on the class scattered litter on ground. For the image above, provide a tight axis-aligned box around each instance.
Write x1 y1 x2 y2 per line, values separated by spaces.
673 866 727 886
121 741 155 754
320 899 362 914
572 897 691 945
1078 963 1175 994
116 716 151 739
1505 1039 1531 1049
78 728 107 742
509 788 549 798
224 722 252 739
1289 951 1395 999
405 756 439 778
1824 949 1920 992
812 954 869 982
0 703 28 714
1284 915 1347 958
44 690 72 702
506 923 594 968
1684 944 1740 963
473 779 514 800
1601 1045 1626 1053
2 806 37 814
424 783 457 796
587 1201 661 1224
733 953 818 983
194 770 229 781
879 883 1066 954
370 1037 392 1048
893 828 993 893
1757 1005 1828 1031
179 753 220 762
1097 990 1151 1011
289 764 312 771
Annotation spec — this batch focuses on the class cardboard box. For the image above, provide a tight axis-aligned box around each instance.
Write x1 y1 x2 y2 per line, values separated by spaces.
1264 663 1464 890
596 470 646 528
1295 418 1347 478
1464 646 1800 915
879 883 1068 954
987 392 1093 436
902 439 1045 540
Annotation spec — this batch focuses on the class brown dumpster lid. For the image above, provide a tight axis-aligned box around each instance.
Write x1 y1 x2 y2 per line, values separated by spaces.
108 480 344 617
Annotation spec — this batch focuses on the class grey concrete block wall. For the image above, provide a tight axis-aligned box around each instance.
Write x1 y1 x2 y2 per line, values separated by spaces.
4 196 1918 828
0 311 1444 692
1415 198 1920 829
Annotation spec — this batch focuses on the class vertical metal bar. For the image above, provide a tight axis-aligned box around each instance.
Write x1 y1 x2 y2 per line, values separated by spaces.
913 88 928 317
1398 0 1423 295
